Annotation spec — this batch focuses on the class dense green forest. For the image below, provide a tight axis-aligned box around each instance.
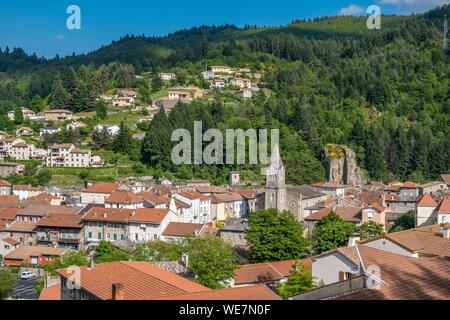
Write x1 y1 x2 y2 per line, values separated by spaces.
0 5 449 185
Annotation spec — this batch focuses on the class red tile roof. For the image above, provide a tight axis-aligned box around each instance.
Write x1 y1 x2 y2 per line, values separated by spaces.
105 190 143 204
156 285 279 300
234 259 311 285
0 179 11 186
127 208 170 224
162 222 204 237
311 182 346 189
57 261 209 300
417 193 437 207
1 237 20 246
82 207 130 223
178 191 211 201
335 246 450 300
305 206 362 222
13 185 46 191
0 195 20 208
436 197 450 213
82 182 120 194
3 221 36 233
139 191 170 205
361 224 450 257
39 283 61 300
0 207 19 221
36 214 82 229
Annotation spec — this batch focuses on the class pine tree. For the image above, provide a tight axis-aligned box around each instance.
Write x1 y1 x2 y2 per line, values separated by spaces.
50 78 70 108
113 121 133 155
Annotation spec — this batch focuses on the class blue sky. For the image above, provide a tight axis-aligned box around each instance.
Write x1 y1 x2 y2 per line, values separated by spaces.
0 0 448 58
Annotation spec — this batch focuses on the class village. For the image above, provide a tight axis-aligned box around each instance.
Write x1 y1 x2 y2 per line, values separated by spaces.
0 140 449 300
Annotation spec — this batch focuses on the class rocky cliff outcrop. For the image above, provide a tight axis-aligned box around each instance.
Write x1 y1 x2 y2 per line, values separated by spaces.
323 144 366 187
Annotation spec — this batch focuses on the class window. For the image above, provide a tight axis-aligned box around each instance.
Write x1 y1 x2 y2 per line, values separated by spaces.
113 234 117 240
88 232 92 239
107 233 110 239
98 232 102 239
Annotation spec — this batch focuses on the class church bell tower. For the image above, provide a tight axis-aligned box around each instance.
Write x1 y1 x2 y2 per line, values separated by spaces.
264 144 286 212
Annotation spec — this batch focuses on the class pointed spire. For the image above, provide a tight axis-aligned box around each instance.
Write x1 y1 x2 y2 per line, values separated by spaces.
270 143 283 170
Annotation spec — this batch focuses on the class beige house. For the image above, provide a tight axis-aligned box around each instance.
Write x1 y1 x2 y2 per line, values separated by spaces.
0 163 25 177
44 109 73 122
80 182 123 205
168 87 204 100
230 78 252 88
112 96 135 107
46 144 100 167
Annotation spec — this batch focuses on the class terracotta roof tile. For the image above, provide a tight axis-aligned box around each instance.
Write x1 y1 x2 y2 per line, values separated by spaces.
139 191 170 205
234 259 311 285
3 221 36 233
0 179 11 186
417 193 437 207
162 222 204 237
178 191 210 201
436 197 450 213
17 204 81 217
127 208 170 224
82 182 120 194
335 246 450 300
1 237 20 246
105 190 143 204
0 207 19 221
56 261 208 300
5 245 67 261
36 214 82 228
156 285 279 300
82 207 130 223
39 283 61 300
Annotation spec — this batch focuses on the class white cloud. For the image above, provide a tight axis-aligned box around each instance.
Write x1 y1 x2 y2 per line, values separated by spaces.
339 4 365 16
378 0 450 13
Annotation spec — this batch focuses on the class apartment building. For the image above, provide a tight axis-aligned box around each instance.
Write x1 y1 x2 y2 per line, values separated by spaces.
46 144 100 167
172 191 211 224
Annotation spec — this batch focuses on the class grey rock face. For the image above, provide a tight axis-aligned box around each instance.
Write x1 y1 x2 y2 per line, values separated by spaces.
323 144 366 187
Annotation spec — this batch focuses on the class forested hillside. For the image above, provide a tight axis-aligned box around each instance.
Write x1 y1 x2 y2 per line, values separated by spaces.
0 5 449 185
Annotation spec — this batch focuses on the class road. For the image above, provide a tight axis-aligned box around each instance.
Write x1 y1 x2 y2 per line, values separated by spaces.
14 277 39 300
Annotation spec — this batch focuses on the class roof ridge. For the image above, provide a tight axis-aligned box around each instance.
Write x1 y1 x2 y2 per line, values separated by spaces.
120 261 194 294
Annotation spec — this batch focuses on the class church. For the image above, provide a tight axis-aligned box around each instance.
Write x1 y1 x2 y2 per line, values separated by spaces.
256 144 327 221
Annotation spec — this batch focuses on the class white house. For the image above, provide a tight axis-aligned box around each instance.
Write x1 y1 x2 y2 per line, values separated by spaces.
80 182 122 205
40 127 61 137
94 125 120 136
201 71 215 80
127 208 178 243
159 73 176 81
173 191 211 224
416 193 437 227
236 88 252 99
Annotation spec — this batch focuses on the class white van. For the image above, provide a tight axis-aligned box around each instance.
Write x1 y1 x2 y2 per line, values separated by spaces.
20 271 35 280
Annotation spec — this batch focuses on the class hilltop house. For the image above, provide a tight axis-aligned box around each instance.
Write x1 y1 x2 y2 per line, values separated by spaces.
159 73 175 81
44 109 73 122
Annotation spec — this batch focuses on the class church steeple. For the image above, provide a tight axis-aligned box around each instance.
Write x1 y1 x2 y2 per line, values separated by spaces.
264 143 286 211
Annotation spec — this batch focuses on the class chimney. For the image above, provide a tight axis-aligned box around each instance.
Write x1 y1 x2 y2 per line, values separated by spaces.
87 255 95 270
348 234 360 247
181 253 189 269
112 283 124 300
441 223 450 240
